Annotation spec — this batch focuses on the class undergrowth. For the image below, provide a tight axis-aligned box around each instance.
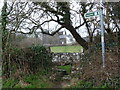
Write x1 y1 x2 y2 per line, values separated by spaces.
57 65 72 74
3 70 53 88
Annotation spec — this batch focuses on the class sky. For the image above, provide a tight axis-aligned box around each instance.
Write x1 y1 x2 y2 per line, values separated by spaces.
0 1 88 36
0 0 89 45
0 0 4 14
0 1 101 41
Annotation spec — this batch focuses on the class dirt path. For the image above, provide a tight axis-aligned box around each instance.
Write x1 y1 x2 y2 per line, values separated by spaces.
52 80 71 88
52 81 62 88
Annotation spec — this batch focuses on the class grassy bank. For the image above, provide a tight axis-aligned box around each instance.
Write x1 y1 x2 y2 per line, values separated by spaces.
3 71 53 88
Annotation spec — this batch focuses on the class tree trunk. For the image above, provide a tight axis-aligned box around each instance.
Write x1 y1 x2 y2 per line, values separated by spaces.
89 36 93 43
66 25 88 50
118 31 120 53
105 28 116 42
2 2 8 51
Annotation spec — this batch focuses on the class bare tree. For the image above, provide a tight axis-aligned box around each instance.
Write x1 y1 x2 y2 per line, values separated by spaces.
6 1 92 49
4 1 120 50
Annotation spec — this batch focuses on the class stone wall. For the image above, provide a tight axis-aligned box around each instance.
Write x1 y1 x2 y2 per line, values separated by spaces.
52 53 83 65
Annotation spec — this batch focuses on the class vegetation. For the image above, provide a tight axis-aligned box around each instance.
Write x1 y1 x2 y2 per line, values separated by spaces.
2 45 53 88
27 45 52 73
3 71 53 88
68 79 120 88
68 80 93 88
57 65 72 74
50 45 83 53
1 1 120 89
68 76 120 88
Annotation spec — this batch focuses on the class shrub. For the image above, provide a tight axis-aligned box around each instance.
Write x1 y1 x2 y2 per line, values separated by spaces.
2 46 25 77
3 78 19 88
69 80 93 88
3 45 53 88
57 65 72 74
3 45 52 78
26 45 52 73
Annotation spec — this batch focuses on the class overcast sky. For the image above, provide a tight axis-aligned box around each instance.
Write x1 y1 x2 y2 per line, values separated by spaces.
0 0 103 43
0 0 4 13
0 1 89 37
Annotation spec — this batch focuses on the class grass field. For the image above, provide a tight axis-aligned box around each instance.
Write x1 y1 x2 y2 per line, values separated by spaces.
50 45 83 53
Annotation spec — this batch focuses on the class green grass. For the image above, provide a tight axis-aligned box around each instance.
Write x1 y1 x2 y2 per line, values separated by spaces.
22 74 53 88
68 80 120 88
57 65 72 74
50 45 83 53
68 80 109 88
3 78 19 88
3 70 53 88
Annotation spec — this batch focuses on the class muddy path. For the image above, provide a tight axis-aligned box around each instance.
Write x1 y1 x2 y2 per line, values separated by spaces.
50 66 75 88
52 81 62 88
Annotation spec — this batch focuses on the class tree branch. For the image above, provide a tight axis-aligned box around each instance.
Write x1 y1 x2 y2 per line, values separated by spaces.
13 25 38 34
75 22 85 29
40 26 63 36
7 2 15 15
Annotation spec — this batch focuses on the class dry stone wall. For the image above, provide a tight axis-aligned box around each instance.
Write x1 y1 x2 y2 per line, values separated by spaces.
52 53 83 65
